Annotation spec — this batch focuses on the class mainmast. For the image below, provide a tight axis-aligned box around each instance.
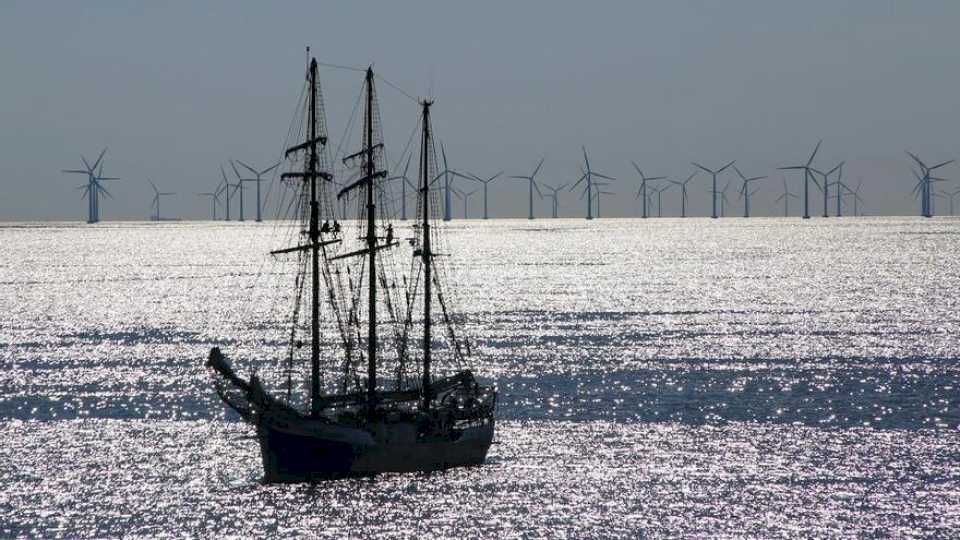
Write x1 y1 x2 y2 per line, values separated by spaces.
308 59 322 417
419 100 434 411
364 67 378 412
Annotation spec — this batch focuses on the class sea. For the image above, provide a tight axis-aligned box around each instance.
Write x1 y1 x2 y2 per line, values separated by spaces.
1 217 958 538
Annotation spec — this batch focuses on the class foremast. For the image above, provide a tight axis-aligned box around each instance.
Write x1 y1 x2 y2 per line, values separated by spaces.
277 56 335 418
419 100 434 412
363 67 379 413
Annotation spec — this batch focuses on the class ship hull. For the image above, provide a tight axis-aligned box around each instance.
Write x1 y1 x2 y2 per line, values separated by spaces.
257 415 495 482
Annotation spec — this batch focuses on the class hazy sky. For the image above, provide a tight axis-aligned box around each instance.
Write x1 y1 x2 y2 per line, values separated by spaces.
2 1 959 220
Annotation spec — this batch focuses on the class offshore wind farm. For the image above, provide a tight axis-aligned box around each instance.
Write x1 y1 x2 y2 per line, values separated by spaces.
3 2 960 538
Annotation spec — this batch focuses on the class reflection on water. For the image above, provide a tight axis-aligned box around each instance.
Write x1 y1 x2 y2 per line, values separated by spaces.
1 218 958 537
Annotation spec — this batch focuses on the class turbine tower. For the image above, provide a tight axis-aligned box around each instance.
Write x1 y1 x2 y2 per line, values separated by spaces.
692 160 735 218
631 162 665 218
542 183 567 218
779 140 823 219
570 147 614 220
510 158 545 220
906 151 954 218
733 165 767 218
236 160 280 222
61 148 118 223
669 172 697 218
148 178 175 221
461 170 503 220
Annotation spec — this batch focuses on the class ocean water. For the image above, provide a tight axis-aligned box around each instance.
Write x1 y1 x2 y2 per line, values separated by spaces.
1 217 958 538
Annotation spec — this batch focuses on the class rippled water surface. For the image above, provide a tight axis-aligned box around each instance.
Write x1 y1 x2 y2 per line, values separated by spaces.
2 218 959 538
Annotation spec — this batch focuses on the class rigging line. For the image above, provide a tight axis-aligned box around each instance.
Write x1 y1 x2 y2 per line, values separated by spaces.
375 73 419 104
391 115 422 173
264 81 309 218
333 78 366 167
315 60 367 73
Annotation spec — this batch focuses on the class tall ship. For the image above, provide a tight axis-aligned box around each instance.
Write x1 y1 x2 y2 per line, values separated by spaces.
206 55 496 481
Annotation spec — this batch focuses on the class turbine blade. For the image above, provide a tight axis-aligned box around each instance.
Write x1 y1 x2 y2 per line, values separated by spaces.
237 160 257 175
806 140 822 167
532 157 545 178
91 147 108 172
718 160 735 173
905 151 925 170
261 161 281 175
931 159 955 170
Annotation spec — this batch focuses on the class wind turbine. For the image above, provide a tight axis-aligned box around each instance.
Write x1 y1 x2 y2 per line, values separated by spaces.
631 162 665 218
692 160 735 218
147 178 175 221
386 154 416 220
774 177 799 217
946 188 960 216
510 158 545 220
197 188 221 220
813 161 844 217
236 160 280 222
851 179 864 217
669 172 697 217
229 161 252 221
779 140 822 219
718 180 732 217
459 170 503 220
542 183 566 218
823 163 851 217
453 187 479 219
570 147 614 220
652 184 670 218
906 151 954 217
439 142 455 221
61 148 118 223
588 184 615 219
218 164 236 221
732 165 766 218
932 190 948 216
